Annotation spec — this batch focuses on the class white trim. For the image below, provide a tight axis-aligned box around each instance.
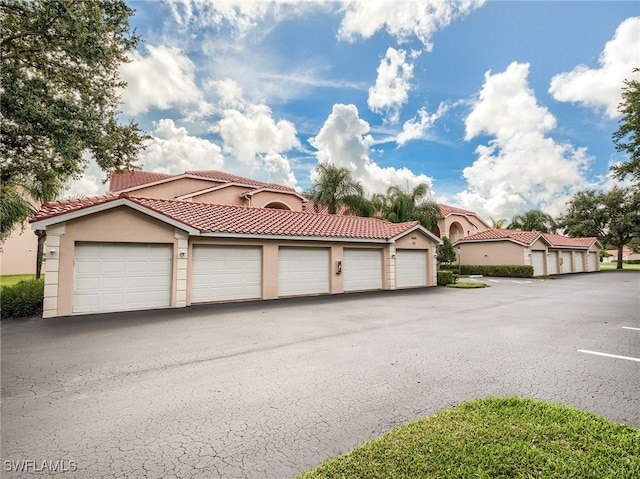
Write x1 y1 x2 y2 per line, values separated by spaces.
240 187 307 202
30 199 200 235
389 224 443 245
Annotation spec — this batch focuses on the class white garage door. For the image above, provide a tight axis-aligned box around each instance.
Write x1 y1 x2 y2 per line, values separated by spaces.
278 247 329 297
588 252 598 272
562 252 573 273
548 252 559 275
396 250 427 288
74 243 172 314
574 252 585 272
191 246 262 303
343 248 383 292
532 251 546 276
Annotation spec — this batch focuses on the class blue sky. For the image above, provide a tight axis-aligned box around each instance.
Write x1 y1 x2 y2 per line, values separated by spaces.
70 0 640 221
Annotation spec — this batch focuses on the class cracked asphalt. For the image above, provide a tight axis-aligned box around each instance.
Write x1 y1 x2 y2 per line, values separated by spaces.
2 272 639 478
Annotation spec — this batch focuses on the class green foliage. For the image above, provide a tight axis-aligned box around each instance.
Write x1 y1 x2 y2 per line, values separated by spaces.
437 270 455 286
508 209 556 233
558 187 640 270
309 163 364 214
489 217 507 228
1 279 44 319
611 69 640 184
441 264 534 277
436 236 456 265
381 184 441 231
298 397 640 479
1 0 150 239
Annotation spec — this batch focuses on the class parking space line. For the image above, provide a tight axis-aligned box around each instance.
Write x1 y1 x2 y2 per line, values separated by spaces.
622 327 640 331
577 349 640 363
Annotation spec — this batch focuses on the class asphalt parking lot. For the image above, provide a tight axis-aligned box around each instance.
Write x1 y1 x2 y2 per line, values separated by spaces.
2 272 639 478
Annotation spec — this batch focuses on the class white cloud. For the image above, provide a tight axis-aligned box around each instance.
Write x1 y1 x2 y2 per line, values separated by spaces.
63 154 109 199
549 16 640 118
457 62 592 219
167 0 273 32
206 81 300 186
396 103 449 146
140 119 225 174
310 103 434 195
368 48 415 122
338 0 485 50
120 45 211 117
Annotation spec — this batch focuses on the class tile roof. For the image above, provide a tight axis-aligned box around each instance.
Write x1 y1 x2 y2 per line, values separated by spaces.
456 229 599 248
185 170 297 192
32 194 423 241
542 233 598 248
109 170 174 192
109 169 298 193
438 204 477 216
456 228 543 245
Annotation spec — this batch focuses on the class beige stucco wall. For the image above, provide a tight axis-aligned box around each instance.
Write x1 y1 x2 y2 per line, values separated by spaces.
188 185 252 206
438 214 489 242
127 178 220 199
52 207 179 317
457 241 526 266
0 223 40 275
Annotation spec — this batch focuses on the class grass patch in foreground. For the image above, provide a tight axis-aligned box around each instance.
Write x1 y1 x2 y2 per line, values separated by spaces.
0 274 37 287
446 282 486 289
297 397 640 479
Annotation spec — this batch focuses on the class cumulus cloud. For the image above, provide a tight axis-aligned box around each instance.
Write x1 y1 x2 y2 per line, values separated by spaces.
167 0 273 32
310 103 434 195
139 119 225 174
396 103 449 146
549 16 640 118
368 48 415 122
457 62 592 219
206 81 300 186
120 45 211 117
338 0 485 50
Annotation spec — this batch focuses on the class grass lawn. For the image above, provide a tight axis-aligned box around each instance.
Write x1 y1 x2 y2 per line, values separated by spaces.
446 282 486 289
298 397 640 479
599 262 640 271
0 274 38 287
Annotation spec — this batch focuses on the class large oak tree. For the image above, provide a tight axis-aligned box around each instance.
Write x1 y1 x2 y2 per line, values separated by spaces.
558 187 640 270
611 69 640 185
0 0 149 245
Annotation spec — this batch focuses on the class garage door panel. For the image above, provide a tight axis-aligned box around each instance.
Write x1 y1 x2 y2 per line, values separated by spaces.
562 252 572 273
532 251 545 276
343 249 383 292
548 253 558 275
396 250 427 288
74 243 172 314
191 246 262 303
279 247 329 296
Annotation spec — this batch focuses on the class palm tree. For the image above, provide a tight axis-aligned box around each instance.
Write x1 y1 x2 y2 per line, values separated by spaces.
308 163 364 214
489 217 507 229
0 172 64 278
508 209 556 233
382 184 441 231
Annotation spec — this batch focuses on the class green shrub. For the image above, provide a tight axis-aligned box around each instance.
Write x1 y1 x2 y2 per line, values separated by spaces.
625 260 640 264
1 279 44 319
437 270 455 286
440 264 534 278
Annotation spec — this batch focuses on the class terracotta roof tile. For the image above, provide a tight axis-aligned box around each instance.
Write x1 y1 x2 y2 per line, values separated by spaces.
438 204 477 216
185 170 297 192
456 228 542 245
542 233 598 248
32 195 421 240
109 170 174 192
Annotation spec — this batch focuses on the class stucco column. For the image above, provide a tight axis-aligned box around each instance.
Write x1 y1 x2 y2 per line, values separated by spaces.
42 224 65 319
175 229 189 308
262 244 279 300
387 244 397 290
